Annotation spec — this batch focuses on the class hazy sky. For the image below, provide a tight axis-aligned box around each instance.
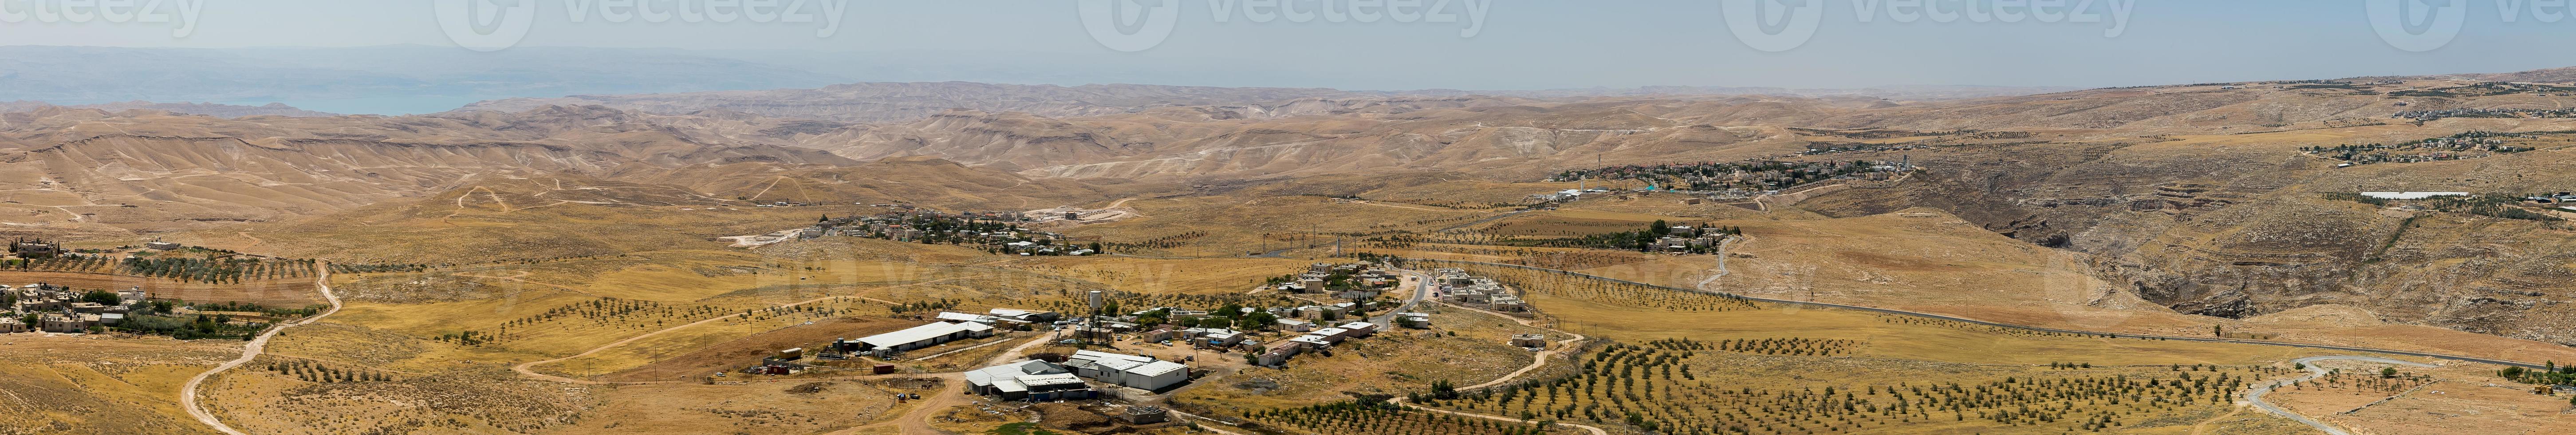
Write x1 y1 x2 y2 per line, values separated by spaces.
4 0 2572 90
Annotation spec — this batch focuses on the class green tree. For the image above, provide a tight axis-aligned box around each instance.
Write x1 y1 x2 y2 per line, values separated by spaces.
80 289 122 305
2381 367 2399 378
1650 220 1671 236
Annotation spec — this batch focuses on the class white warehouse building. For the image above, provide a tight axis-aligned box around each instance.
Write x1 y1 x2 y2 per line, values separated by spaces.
1065 350 1190 392
843 321 995 356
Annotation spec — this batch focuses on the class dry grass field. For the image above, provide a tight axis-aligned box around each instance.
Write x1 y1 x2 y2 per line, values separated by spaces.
1018 256 1314 295
525 299 895 379
2269 361 2576 434
1248 401 1585 435
1476 209 1703 237
1407 205 2576 367
1430 342 2296 435
555 380 924 434
0 334 238 435
1412 295 2332 434
1179 309 1554 416
1066 194 1494 258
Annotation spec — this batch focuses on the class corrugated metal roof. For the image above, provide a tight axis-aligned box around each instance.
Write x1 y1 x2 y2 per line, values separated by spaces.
1016 373 1086 387
1072 350 1156 364
857 321 989 347
1095 359 1148 371
1129 360 1187 377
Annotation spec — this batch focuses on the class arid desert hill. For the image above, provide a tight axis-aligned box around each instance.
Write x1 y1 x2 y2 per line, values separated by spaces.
14 69 2576 346
0 104 856 235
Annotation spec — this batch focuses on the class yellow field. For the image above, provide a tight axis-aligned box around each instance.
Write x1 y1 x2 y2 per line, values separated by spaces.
0 335 238 435
1179 309 1555 415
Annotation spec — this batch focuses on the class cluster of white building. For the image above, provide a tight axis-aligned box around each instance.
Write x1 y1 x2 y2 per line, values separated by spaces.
1253 321 1380 367
825 308 1077 358
1274 262 1398 295
966 349 1191 400
1432 269 1526 313
5 284 149 333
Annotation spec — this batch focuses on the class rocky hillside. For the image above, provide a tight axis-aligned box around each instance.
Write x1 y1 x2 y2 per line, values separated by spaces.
20 69 2576 346
1798 95 2576 345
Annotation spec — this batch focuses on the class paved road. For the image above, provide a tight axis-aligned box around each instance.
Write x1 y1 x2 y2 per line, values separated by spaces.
1370 266 1436 325
2243 356 2436 435
1403 258 2549 370
184 263 345 435
1693 236 1740 291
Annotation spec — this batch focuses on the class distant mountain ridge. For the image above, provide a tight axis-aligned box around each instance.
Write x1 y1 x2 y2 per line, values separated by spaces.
0 45 849 110
0 100 340 118
454 81 2078 124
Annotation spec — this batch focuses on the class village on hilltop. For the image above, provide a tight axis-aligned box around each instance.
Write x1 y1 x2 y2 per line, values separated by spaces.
699 259 1552 427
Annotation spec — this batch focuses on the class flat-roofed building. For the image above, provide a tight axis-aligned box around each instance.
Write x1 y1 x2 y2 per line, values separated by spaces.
1122 360 1188 391
1064 350 1189 391
966 360 1072 400
1337 322 1380 337
1275 318 1315 332
1309 328 1351 344
988 308 1060 323
936 312 997 324
851 321 995 356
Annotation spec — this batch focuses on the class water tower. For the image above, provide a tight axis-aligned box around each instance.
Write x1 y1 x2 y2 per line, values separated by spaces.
1082 290 1110 344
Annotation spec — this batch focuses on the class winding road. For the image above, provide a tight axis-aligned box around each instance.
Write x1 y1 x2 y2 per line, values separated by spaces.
1692 235 1740 292
2242 356 2436 435
1379 295 1607 435
182 263 344 435
828 333 1057 435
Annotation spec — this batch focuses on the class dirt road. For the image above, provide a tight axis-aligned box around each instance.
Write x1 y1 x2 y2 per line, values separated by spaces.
827 333 1054 435
1693 235 1741 292
2242 356 2436 435
1376 298 1608 435
182 263 344 435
